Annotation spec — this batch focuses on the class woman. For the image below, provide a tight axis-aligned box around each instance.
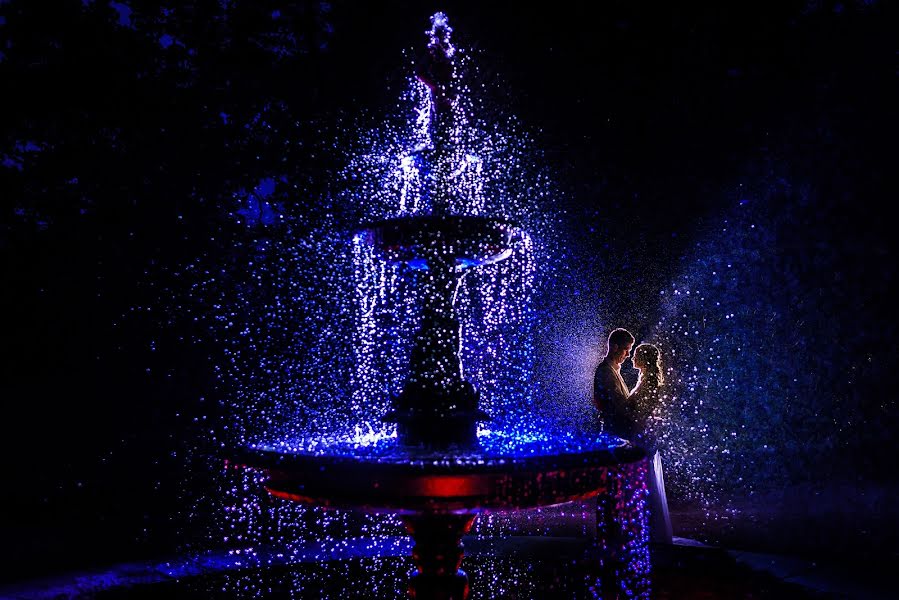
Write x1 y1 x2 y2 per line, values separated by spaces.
630 343 674 544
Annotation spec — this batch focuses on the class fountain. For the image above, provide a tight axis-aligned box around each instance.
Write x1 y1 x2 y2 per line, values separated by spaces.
232 13 647 600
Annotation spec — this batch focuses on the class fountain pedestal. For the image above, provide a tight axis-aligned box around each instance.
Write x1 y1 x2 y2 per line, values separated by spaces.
405 513 475 600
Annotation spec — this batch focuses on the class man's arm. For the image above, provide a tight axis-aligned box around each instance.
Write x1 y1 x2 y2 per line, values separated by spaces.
593 366 623 412
592 368 601 410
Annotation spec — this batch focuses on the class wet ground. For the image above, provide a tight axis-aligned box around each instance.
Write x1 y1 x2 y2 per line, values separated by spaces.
3 481 896 598
2 536 874 599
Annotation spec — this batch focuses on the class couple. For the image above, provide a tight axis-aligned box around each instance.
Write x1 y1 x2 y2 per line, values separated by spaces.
593 328 673 544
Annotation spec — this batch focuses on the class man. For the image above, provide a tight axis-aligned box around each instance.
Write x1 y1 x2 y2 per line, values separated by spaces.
593 328 636 439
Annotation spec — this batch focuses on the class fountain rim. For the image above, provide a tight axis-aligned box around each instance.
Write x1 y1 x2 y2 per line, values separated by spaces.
357 214 523 241
358 213 522 229
229 440 645 474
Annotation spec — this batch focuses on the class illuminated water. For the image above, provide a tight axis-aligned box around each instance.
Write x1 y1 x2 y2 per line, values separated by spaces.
162 13 649 598
181 15 567 463
250 426 626 461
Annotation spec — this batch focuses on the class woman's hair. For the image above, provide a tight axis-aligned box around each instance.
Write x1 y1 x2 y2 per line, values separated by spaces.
634 343 664 386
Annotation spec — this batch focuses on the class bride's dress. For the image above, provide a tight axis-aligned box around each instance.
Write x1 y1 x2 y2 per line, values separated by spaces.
630 373 674 544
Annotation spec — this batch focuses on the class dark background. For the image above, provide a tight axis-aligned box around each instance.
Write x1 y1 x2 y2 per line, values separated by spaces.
1 0 896 583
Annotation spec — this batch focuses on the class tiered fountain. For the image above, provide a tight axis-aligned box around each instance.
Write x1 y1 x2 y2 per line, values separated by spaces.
234 14 646 600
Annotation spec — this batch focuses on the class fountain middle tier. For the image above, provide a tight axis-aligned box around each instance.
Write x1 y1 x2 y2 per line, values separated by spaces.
359 215 521 270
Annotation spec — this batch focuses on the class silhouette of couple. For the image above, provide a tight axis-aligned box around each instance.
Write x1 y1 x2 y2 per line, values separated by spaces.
594 328 673 544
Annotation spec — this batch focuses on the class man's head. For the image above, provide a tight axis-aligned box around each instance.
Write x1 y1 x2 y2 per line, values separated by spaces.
606 328 635 367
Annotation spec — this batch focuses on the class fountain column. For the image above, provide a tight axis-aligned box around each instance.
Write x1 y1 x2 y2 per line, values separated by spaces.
378 13 493 449
405 513 476 600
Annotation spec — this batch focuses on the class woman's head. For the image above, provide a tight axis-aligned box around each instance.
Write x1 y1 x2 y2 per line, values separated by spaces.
633 343 663 380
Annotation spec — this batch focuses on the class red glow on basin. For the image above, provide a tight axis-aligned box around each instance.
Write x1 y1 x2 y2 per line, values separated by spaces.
408 475 489 497
266 488 317 504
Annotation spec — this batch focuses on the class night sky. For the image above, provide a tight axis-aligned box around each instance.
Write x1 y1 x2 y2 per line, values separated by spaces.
1 0 897 585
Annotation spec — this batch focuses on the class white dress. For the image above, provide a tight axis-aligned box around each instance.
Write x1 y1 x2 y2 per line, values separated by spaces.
631 375 673 544
647 448 673 543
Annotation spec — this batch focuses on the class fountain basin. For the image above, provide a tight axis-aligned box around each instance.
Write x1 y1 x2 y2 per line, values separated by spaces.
231 436 645 599
232 440 643 514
